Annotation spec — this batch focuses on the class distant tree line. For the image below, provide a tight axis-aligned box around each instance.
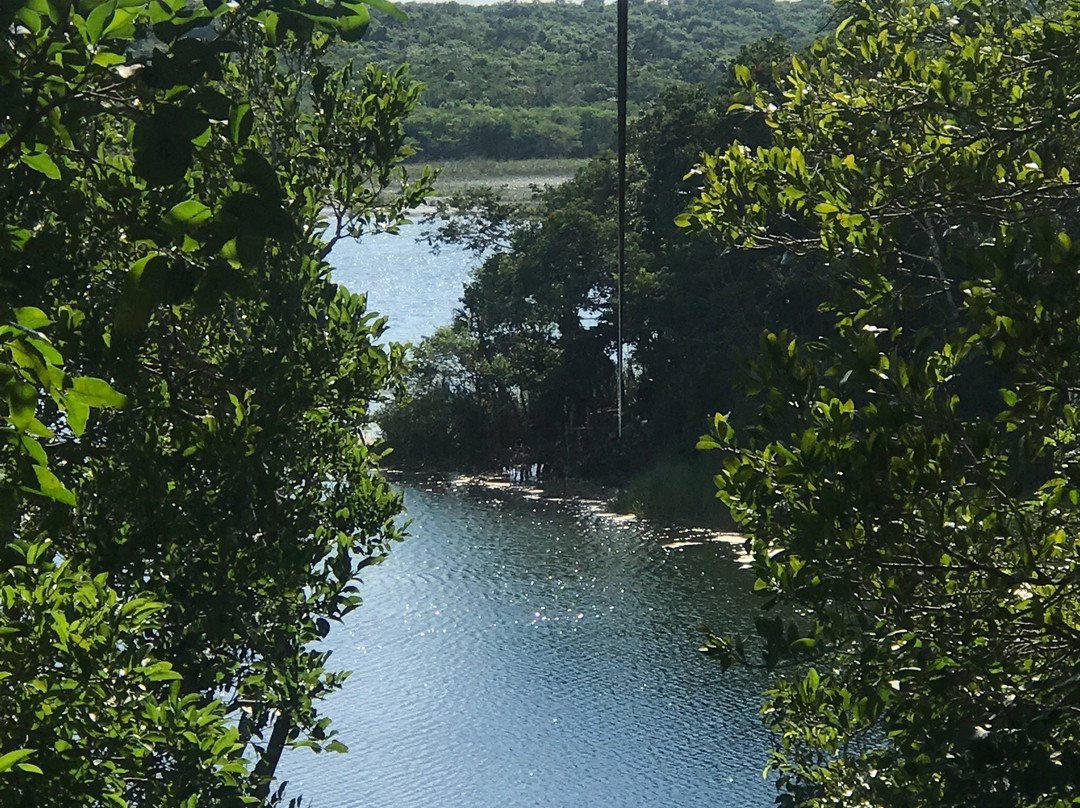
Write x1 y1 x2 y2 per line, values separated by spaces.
334 0 829 160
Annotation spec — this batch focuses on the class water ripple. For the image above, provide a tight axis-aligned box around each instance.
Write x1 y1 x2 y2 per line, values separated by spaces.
279 484 771 808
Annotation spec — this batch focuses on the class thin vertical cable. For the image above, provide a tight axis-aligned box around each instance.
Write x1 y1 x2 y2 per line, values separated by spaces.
616 0 627 439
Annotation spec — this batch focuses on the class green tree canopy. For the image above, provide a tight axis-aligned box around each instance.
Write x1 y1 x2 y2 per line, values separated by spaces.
1 0 430 803
685 0 1080 805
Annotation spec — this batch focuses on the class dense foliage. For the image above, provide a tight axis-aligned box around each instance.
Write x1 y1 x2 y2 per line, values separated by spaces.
685 0 1080 804
337 0 829 160
1 0 428 803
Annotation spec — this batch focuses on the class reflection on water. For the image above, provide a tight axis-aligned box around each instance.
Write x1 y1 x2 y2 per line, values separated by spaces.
278 480 770 808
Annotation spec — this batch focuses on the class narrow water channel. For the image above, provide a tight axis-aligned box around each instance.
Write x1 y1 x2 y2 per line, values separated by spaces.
277 228 772 806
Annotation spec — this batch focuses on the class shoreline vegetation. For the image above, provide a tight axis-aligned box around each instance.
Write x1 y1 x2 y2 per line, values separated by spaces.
368 6 832 529
367 2 831 523
378 71 801 526
375 0 1080 800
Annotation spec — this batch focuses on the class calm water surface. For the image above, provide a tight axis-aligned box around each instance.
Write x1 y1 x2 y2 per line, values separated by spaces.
277 229 771 807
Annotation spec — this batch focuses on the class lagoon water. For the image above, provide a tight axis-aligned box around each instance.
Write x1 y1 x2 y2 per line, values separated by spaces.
330 224 476 347
277 228 772 807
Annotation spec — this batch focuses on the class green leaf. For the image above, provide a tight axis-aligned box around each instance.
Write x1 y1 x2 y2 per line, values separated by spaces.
145 665 182 682
20 434 48 466
70 376 127 408
32 465 76 506
13 308 51 330
0 749 36 773
209 728 239 758
101 5 136 37
336 2 370 41
21 151 61 180
261 10 280 44
91 51 126 67
229 102 253 145
84 0 116 43
23 416 53 438
358 0 405 20
163 199 212 232
8 339 48 378
790 146 805 175
16 6 43 33
696 435 721 450
4 381 37 429
65 398 90 437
